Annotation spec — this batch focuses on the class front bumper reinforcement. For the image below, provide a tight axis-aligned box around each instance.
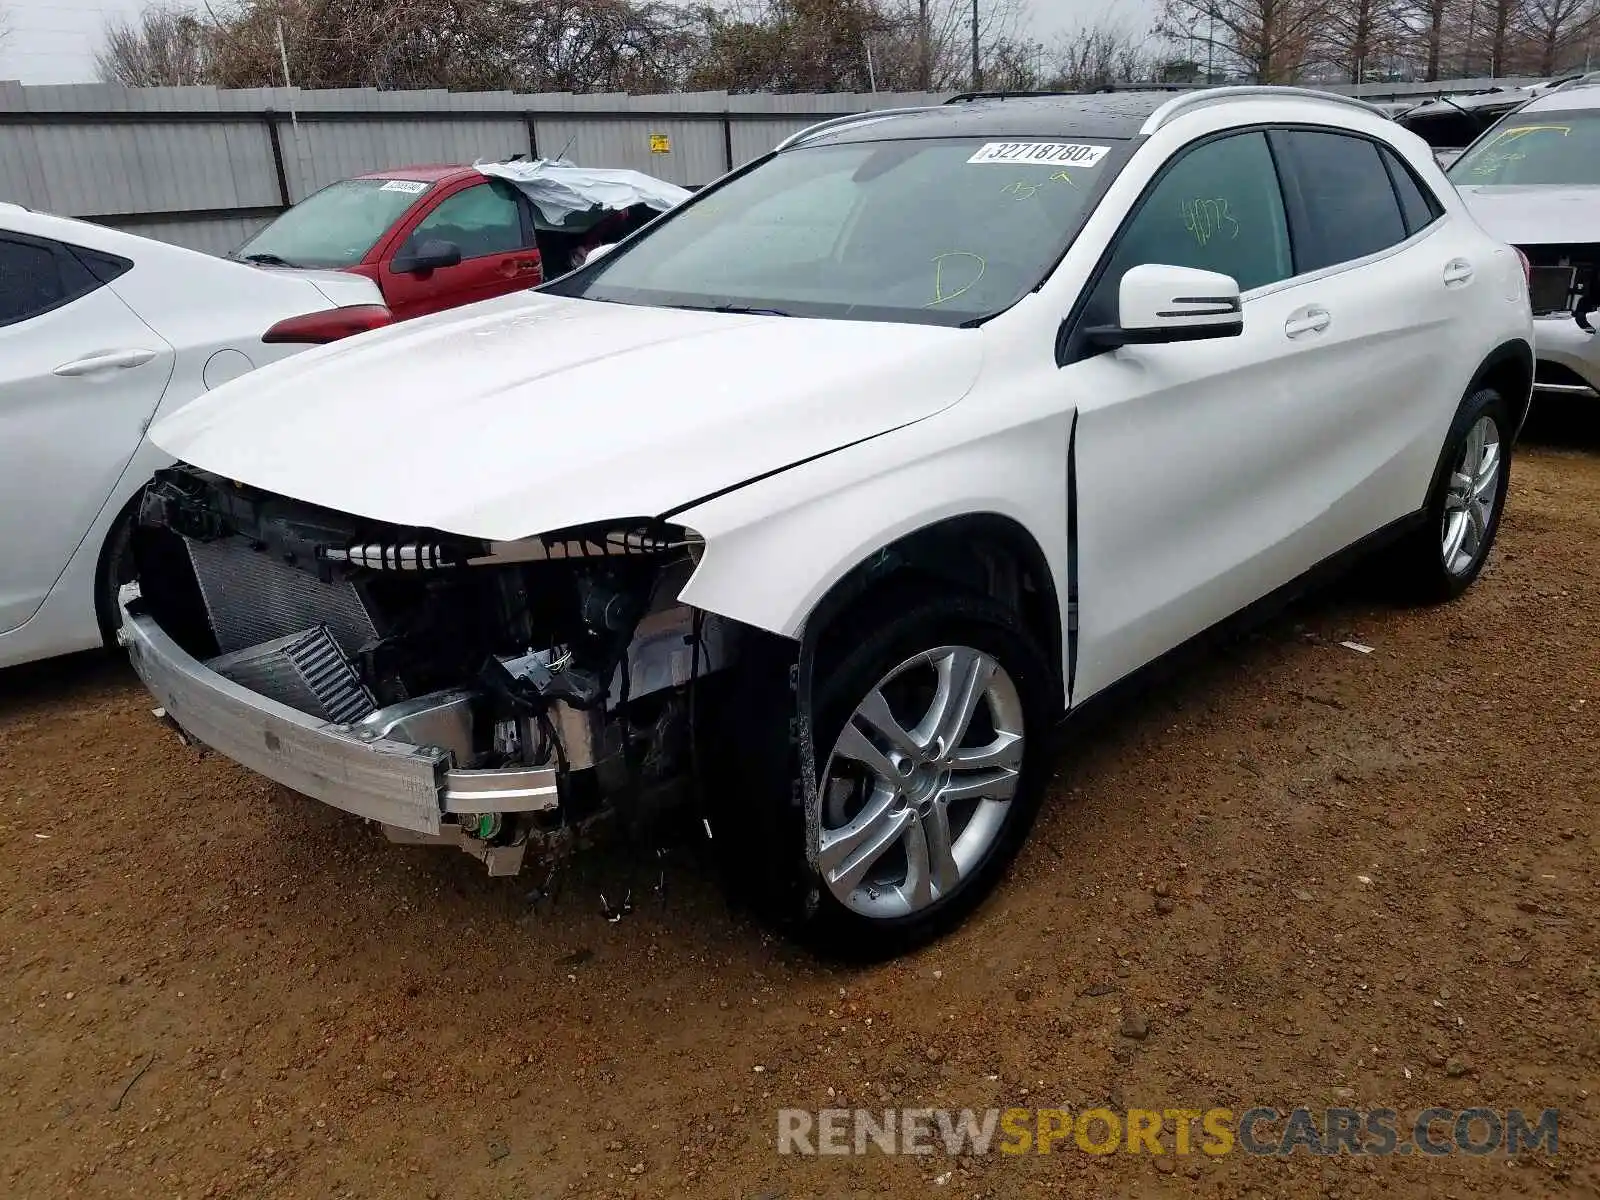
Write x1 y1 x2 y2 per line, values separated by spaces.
117 583 559 836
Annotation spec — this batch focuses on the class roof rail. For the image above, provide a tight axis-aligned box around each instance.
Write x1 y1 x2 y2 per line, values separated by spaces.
773 106 936 151
944 89 1077 104
1139 86 1391 135
1545 70 1600 90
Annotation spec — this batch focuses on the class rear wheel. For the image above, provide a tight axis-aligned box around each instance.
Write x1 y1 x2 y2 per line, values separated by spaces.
797 593 1054 958
1392 386 1512 604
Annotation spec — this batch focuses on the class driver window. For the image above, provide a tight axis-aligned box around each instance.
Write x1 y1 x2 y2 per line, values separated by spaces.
1102 131 1292 294
405 180 528 261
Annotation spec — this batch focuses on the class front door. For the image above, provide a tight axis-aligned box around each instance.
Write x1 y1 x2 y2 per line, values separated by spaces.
1065 130 1352 700
379 179 542 320
0 233 174 634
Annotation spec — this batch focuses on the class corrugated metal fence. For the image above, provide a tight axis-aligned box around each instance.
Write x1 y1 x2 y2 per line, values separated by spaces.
0 83 948 255
0 76 1549 255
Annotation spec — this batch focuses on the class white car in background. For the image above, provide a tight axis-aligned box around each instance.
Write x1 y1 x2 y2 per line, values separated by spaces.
1446 80 1600 398
0 204 391 670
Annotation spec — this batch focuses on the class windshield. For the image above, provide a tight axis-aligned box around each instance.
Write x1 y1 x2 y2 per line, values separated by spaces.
1448 110 1600 185
548 136 1126 324
233 178 433 268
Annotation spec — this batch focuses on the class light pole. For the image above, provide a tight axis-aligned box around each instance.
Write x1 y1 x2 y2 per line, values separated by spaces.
919 0 931 90
972 0 981 90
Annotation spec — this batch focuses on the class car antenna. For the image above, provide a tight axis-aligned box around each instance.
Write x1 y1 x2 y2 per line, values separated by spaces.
553 133 577 165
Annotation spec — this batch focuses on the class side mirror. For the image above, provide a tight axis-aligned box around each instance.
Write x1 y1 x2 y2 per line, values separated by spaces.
1087 264 1243 348
581 242 618 264
394 238 462 275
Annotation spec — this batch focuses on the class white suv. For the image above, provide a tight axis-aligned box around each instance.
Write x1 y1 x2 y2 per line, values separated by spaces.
119 87 1532 956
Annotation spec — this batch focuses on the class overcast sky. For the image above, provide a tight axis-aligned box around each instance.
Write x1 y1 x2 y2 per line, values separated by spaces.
0 0 1158 87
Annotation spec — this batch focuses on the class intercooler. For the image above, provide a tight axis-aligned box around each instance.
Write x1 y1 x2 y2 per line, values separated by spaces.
182 536 381 722
207 626 377 724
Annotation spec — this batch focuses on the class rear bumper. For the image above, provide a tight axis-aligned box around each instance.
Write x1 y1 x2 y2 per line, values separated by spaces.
117 583 558 836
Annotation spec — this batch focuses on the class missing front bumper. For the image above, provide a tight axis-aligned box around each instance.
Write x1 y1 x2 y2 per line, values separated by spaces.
117 583 559 842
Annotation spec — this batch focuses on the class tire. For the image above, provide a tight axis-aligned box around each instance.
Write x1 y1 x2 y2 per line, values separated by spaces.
93 509 138 647
1391 386 1513 605
791 591 1056 959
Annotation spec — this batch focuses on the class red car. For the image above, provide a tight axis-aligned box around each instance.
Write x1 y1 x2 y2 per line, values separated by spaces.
230 163 664 322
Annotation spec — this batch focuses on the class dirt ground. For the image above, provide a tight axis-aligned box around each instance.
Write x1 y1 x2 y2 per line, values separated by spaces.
2 405 1597 1200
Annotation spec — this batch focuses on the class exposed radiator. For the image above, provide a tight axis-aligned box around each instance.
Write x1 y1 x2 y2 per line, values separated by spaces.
183 536 379 656
207 626 377 723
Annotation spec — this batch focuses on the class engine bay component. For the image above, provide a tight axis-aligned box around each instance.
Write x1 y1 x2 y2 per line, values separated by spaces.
207 625 375 724
324 542 459 571
186 535 379 656
354 688 478 765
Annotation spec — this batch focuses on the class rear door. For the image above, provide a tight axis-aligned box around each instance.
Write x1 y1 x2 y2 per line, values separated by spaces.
378 179 542 319
0 233 174 634
1266 127 1465 537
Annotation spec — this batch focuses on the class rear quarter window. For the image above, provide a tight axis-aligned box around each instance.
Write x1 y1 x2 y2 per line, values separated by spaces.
1380 147 1444 235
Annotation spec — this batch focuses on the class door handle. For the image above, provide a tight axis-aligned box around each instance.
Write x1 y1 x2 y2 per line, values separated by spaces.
1443 259 1475 287
496 258 539 278
53 348 158 377
1284 308 1331 338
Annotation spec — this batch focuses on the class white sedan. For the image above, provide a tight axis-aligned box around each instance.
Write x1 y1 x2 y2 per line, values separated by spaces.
0 204 392 670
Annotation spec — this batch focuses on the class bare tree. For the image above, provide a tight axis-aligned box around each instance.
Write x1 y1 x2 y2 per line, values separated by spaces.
1321 0 1401 80
687 0 1054 93
687 0 891 92
1395 0 1455 77
1519 0 1598 72
97 4 213 86
1043 20 1160 89
1159 0 1332 82
1478 0 1529 70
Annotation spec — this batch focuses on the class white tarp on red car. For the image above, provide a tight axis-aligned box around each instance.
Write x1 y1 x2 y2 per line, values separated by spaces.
475 158 691 228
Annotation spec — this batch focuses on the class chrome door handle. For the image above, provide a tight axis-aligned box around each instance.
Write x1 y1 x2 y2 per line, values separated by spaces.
1443 259 1475 287
53 348 158 376
1284 308 1331 338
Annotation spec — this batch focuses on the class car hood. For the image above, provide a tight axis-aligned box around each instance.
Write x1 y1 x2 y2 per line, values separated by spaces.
150 292 983 541
1454 184 1600 245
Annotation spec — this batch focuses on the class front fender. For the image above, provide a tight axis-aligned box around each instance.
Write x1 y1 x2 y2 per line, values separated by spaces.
673 406 1075 651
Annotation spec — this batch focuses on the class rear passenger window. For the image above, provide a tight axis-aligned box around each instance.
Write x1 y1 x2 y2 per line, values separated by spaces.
1380 147 1443 235
1278 131 1408 271
0 236 104 327
1103 131 1292 293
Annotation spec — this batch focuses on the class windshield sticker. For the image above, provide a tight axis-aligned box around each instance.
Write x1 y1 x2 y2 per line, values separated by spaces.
967 141 1109 167
378 179 429 193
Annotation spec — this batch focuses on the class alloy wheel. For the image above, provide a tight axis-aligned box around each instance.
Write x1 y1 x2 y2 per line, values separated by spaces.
1440 414 1502 577
817 645 1024 919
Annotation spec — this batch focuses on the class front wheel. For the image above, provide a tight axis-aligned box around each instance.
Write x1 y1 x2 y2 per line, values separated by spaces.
93 509 139 646
798 594 1055 958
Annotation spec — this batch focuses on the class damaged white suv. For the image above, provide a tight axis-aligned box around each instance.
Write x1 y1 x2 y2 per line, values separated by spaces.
121 87 1533 955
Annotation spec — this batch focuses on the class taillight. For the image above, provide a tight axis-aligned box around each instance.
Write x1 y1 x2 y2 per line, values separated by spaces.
262 304 393 345
1514 246 1531 288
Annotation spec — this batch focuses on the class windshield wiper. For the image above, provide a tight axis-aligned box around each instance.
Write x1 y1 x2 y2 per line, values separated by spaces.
239 252 298 267
671 302 793 317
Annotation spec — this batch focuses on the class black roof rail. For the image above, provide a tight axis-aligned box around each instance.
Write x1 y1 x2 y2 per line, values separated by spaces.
1091 82 1191 92
943 90 1078 104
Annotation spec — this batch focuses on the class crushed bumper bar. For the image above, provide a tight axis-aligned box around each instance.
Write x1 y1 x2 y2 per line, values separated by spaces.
117 583 559 836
